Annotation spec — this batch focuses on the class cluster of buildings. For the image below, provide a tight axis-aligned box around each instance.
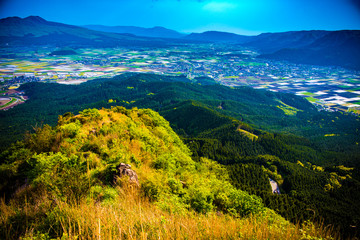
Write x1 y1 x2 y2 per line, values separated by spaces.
1 45 359 113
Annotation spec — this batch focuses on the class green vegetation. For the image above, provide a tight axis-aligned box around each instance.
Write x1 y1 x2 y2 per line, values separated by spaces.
2 72 358 150
305 96 318 102
0 107 331 239
276 100 301 116
238 128 258 141
0 73 359 238
302 92 315 96
4 107 260 217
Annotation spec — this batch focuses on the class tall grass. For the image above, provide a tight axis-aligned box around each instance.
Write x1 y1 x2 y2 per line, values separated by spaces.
0 107 342 239
1 184 337 240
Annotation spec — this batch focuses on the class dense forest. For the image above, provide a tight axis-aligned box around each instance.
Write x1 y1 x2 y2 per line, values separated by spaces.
1 73 359 238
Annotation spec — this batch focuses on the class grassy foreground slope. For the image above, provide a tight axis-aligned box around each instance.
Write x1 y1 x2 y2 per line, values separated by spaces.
0 107 332 239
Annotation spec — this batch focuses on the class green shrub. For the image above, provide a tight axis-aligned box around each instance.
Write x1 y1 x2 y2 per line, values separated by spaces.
141 180 161 201
29 152 89 201
89 185 118 203
79 108 102 121
189 188 214 213
59 120 81 138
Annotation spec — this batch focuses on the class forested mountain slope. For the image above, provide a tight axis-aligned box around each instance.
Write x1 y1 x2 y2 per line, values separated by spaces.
258 30 360 70
1 73 359 238
0 16 182 47
184 29 360 69
1 107 325 239
83 25 184 38
1 73 358 154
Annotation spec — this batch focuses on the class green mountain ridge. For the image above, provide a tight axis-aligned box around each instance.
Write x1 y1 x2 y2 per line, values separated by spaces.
0 16 188 47
1 73 360 238
1 106 295 239
83 24 185 39
1 73 358 152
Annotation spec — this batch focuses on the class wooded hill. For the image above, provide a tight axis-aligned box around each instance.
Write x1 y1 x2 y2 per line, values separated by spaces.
1 73 359 238
0 16 190 47
1 106 330 239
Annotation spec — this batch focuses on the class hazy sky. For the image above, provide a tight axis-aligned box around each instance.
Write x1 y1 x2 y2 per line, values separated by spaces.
0 0 359 35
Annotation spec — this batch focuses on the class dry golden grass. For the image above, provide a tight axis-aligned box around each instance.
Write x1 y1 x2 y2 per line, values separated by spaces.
0 108 340 240
0 184 337 240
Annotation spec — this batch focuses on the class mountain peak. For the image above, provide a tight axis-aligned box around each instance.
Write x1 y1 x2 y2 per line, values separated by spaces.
83 24 184 38
0 16 48 27
23 16 47 23
152 26 166 29
185 30 252 43
0 16 22 24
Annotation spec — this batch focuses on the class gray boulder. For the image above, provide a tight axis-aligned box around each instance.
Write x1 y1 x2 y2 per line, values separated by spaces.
115 163 139 186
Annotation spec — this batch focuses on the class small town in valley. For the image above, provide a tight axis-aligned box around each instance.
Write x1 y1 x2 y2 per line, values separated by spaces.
1 44 360 113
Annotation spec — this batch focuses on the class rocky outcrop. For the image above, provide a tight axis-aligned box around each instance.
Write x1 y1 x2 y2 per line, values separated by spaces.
269 178 280 194
115 163 139 186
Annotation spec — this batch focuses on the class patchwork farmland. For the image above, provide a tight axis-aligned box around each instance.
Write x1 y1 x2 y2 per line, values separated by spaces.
1 45 359 113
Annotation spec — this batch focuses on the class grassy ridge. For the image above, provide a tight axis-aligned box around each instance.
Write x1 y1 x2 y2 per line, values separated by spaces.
0 107 335 239
0 184 335 240
0 107 285 239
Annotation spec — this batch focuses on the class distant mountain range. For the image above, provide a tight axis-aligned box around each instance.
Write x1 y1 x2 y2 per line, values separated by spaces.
1 16 359 69
242 30 330 53
184 30 360 69
259 30 360 70
183 31 253 43
0 16 188 47
83 25 184 39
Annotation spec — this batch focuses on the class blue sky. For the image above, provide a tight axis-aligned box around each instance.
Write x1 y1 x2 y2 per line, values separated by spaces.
0 0 359 35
